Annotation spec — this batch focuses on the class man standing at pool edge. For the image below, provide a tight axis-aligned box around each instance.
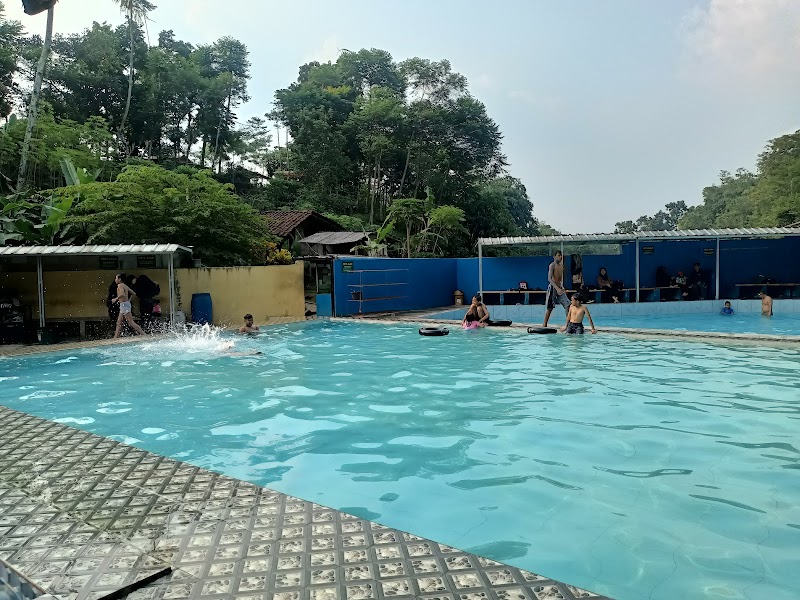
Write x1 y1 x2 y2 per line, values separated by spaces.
543 250 571 327
112 273 146 338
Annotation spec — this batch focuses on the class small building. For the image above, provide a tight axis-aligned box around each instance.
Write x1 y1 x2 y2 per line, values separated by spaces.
298 231 372 257
262 210 343 249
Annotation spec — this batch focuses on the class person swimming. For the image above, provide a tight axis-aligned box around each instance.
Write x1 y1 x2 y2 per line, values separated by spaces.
721 301 734 315
215 340 263 356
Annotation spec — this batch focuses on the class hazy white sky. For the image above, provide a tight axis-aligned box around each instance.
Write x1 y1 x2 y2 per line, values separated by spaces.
6 0 800 233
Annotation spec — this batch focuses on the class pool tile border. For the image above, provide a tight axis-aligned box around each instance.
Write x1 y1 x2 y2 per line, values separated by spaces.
0 406 611 600
345 311 800 345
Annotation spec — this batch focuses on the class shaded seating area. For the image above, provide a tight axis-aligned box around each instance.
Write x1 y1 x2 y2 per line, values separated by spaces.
0 245 192 343
477 227 800 303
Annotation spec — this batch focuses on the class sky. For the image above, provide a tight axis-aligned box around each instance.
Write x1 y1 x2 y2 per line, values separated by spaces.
6 0 800 233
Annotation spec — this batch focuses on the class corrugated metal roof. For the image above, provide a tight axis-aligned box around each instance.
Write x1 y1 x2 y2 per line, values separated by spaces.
479 227 800 246
299 231 368 245
0 244 192 257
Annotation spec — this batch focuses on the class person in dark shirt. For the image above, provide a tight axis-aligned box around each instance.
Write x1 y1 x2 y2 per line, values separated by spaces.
721 301 734 315
688 263 708 300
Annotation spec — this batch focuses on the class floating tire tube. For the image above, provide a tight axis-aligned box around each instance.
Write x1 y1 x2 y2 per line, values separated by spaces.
419 326 449 336
487 320 512 327
527 326 558 334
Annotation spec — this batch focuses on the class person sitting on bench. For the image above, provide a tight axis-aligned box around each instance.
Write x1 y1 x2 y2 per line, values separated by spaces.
596 267 620 303
688 263 708 300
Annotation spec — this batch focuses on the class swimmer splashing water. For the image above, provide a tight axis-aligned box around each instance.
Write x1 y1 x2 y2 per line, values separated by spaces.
215 340 262 356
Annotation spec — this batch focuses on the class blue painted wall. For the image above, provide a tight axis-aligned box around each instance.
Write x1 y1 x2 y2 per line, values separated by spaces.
638 240 715 288
333 258 457 316
455 249 636 299
332 237 800 315
718 237 800 298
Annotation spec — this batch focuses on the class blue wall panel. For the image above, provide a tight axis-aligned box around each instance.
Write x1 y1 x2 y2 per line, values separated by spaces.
456 248 636 300
718 237 800 298
332 237 800 316
638 240 716 289
333 258 457 316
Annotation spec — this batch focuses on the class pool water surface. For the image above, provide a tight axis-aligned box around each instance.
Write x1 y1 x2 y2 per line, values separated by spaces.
1 321 799 600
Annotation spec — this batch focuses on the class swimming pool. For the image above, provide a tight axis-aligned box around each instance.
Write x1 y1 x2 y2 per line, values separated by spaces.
1 321 799 600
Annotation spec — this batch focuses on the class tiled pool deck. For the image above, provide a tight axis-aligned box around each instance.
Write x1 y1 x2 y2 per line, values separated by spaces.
0 339 609 600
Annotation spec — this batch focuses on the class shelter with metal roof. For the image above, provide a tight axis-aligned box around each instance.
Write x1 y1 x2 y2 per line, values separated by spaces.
262 210 343 249
0 244 192 332
297 231 371 257
477 227 800 302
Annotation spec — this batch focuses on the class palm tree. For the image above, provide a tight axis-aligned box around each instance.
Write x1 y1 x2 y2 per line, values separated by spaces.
16 2 56 190
111 0 155 156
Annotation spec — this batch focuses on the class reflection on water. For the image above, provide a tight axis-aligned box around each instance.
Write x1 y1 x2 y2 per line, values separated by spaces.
1 321 799 600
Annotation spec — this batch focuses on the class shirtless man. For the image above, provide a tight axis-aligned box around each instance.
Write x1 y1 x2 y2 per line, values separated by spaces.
543 250 570 327
758 291 773 317
238 314 260 334
562 294 597 334
112 273 145 338
473 295 490 325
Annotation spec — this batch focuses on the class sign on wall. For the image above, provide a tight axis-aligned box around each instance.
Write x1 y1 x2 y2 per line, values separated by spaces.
137 255 157 269
99 257 118 270
703 248 715 256
342 261 354 272
642 246 654 255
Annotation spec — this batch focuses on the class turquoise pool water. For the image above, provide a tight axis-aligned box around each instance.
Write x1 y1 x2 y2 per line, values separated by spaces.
1 322 799 600
431 308 800 336
598 313 800 336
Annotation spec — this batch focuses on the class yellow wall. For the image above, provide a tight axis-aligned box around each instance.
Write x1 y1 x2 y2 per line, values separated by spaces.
0 262 305 327
175 264 305 326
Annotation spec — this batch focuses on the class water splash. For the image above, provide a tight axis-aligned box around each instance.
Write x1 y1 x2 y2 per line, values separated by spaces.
101 324 239 361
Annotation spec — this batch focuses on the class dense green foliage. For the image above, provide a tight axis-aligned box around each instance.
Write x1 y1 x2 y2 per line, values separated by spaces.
56 165 270 266
3 3 794 262
0 5 539 259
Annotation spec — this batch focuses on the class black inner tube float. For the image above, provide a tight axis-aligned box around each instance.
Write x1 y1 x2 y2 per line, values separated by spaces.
487 320 512 327
419 326 449 337
527 326 557 334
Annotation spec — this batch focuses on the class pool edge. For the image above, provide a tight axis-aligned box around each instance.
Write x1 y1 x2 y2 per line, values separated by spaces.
0 405 613 600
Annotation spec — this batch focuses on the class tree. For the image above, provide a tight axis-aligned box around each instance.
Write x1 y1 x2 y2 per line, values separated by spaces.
1 109 114 193
17 3 55 190
0 191 75 245
464 177 536 239
679 169 758 229
614 201 688 233
383 198 425 258
748 131 800 226
239 116 273 174
0 1 23 119
63 165 268 265
208 37 250 173
347 86 403 223
111 0 156 156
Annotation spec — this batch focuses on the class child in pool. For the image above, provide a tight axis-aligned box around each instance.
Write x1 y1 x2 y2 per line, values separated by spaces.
562 294 597 334
721 301 734 315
